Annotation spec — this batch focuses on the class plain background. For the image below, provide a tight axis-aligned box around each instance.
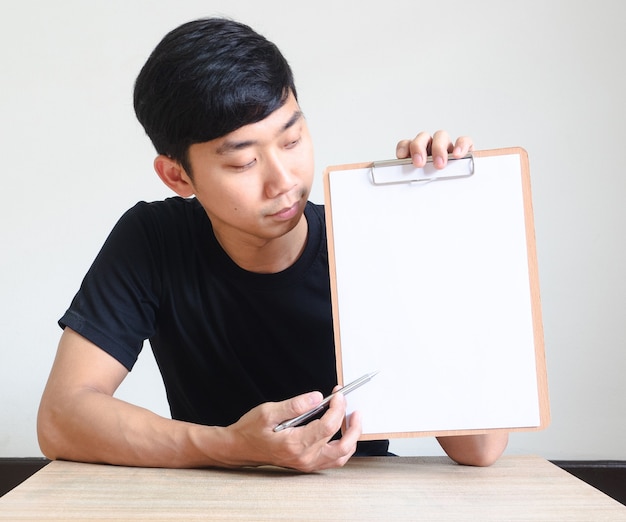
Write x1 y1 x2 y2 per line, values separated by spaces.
1 0 624 460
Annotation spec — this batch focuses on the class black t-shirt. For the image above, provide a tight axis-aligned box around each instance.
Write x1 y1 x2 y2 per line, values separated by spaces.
60 197 388 455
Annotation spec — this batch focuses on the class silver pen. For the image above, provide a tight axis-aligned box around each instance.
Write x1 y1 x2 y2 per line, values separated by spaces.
273 370 379 432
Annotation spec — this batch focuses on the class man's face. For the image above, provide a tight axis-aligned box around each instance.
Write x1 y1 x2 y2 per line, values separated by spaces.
184 92 315 248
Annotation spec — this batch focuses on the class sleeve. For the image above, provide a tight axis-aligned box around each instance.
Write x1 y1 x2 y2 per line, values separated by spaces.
59 202 162 371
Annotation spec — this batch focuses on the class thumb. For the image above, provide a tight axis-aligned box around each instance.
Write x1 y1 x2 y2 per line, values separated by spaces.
273 391 324 430
283 391 323 417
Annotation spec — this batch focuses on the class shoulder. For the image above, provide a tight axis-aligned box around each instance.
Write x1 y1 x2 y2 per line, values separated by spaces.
111 197 204 241
121 197 203 226
93 197 205 268
302 202 328 264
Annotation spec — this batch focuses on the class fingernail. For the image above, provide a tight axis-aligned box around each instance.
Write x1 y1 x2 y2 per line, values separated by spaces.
308 391 323 405
453 146 462 156
434 156 444 168
413 154 423 166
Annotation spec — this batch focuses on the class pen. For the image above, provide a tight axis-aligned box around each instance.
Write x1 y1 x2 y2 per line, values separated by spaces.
273 370 379 432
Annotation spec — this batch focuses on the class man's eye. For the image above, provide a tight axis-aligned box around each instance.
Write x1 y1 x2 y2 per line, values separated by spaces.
286 137 301 149
232 159 256 171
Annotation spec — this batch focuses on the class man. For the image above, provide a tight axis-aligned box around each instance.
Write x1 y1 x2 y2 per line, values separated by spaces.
37 18 508 472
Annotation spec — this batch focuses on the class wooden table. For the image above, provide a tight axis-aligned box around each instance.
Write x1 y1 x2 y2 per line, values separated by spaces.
1 456 624 520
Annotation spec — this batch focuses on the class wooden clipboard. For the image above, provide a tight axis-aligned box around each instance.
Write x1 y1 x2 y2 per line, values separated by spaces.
323 148 550 439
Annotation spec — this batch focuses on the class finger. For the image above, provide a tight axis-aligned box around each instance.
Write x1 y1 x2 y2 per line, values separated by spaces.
396 132 432 168
395 139 411 160
343 409 362 439
318 391 348 437
431 130 452 169
323 410 362 464
451 135 474 158
320 392 360 444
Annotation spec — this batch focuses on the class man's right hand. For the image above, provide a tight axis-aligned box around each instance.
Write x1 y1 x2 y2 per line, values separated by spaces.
217 389 362 472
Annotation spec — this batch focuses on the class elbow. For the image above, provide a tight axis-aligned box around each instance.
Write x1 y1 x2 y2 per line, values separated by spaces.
37 411 56 460
37 401 64 461
438 432 509 467
451 447 503 467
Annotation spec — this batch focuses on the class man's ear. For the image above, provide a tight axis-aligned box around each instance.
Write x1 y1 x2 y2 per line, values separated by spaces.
153 155 195 197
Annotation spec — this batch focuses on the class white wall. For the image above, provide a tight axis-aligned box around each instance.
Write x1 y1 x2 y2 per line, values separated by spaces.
1 0 624 460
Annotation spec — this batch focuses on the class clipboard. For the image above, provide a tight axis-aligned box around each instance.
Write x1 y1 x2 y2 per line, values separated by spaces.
323 148 550 439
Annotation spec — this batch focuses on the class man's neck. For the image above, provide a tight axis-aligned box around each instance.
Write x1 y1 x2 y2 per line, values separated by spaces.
213 215 309 274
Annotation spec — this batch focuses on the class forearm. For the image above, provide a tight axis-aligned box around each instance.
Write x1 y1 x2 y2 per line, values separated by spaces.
37 388 230 468
436 432 509 467
37 383 359 471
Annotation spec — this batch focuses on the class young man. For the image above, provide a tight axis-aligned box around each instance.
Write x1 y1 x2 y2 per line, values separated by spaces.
37 18 508 472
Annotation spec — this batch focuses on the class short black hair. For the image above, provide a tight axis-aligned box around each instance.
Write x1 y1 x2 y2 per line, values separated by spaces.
133 18 297 174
